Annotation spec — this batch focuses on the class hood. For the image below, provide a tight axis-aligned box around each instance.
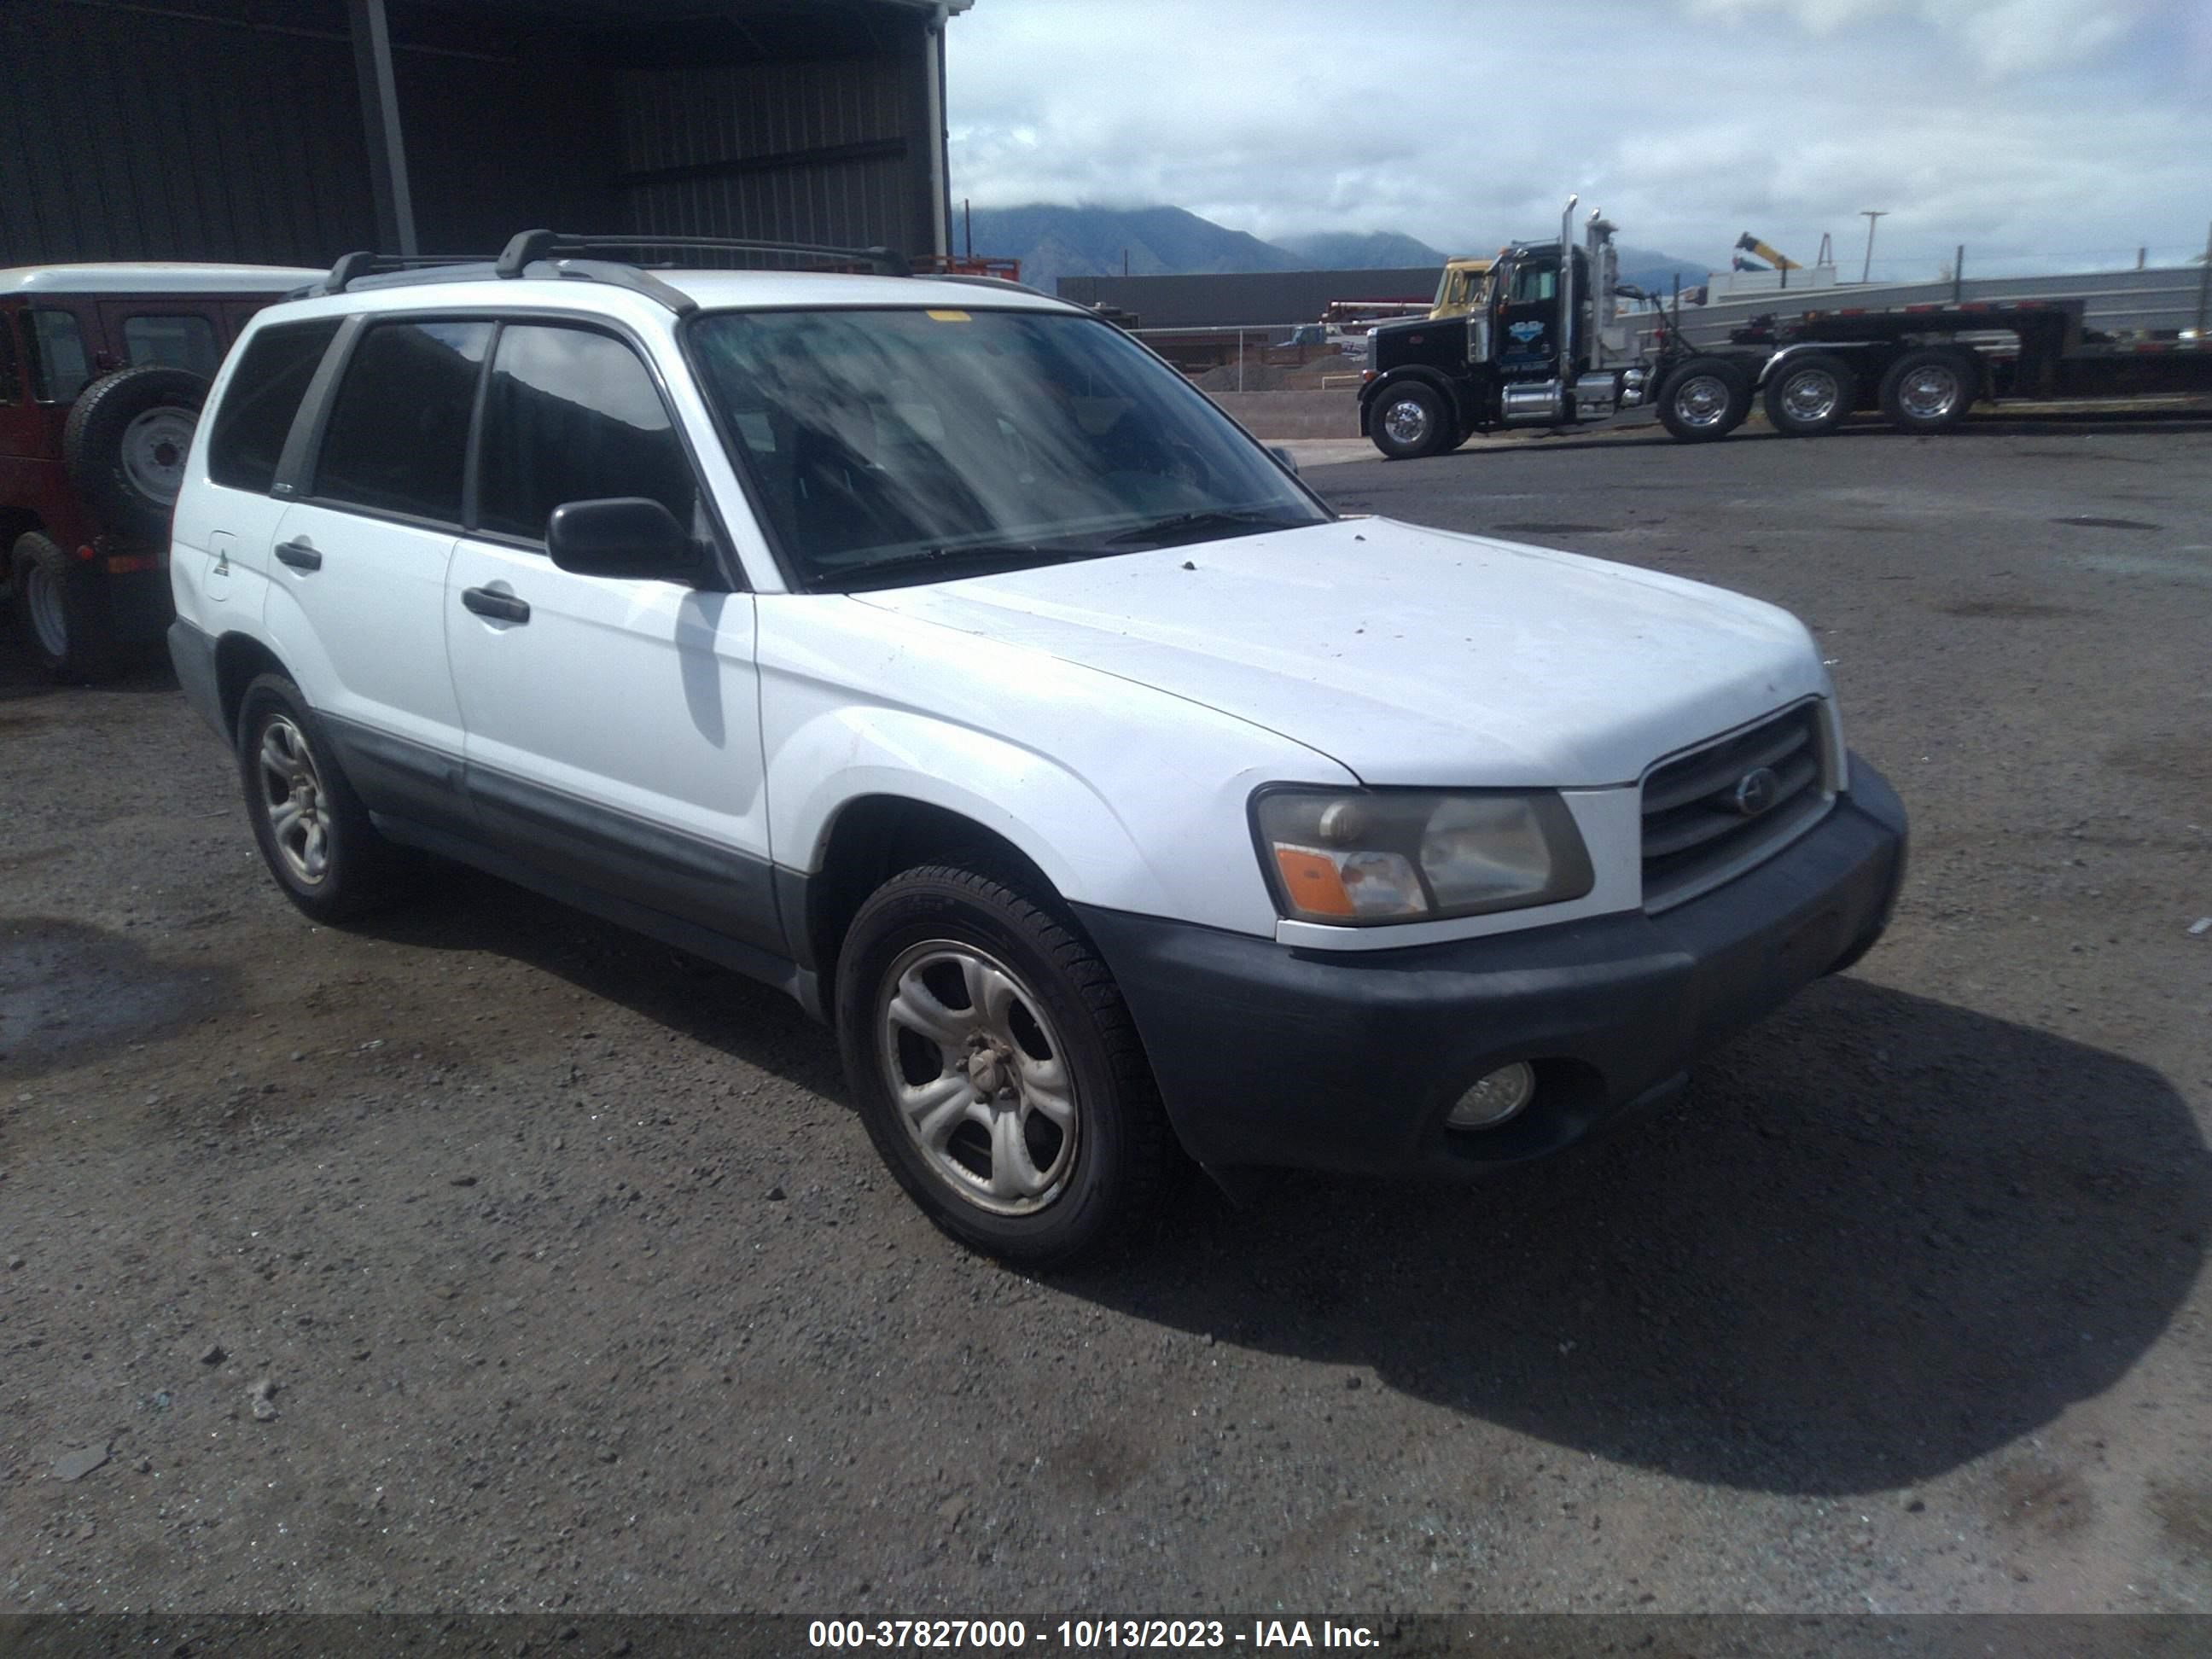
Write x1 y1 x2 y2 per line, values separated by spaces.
853 517 1828 787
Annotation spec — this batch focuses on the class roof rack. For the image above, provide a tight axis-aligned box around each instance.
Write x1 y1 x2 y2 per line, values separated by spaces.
294 230 923 315
495 230 910 282
294 252 499 299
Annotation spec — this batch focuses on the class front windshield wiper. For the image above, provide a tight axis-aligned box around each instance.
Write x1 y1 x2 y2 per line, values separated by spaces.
1102 507 1320 548
810 540 1111 593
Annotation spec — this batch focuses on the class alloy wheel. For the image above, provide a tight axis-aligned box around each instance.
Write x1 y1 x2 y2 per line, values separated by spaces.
876 940 1080 1216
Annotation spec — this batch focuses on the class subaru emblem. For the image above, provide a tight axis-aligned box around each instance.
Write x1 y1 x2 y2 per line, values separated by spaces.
1732 766 1780 817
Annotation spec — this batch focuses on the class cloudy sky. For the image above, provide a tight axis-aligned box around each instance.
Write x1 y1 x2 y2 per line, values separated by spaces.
946 0 2212 276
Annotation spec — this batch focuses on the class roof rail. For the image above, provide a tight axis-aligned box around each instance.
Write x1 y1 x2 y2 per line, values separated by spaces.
930 273 1054 300
494 230 911 281
287 231 920 314
299 250 499 299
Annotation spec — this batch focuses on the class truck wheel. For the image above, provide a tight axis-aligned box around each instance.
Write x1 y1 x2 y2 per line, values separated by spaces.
836 862 1173 1266
1879 348 1976 434
63 365 210 542
1761 353 1857 437
1656 359 1750 442
10 530 119 682
237 672 415 923
1369 381 1449 460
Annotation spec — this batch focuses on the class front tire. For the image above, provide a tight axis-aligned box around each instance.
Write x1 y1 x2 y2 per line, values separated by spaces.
1657 358 1751 442
835 863 1171 1265
1879 348 1976 434
1369 381 1450 460
1761 352 1857 437
11 530 118 682
237 673 412 923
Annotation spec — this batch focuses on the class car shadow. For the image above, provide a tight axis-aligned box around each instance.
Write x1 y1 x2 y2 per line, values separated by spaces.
0 648 178 702
352 870 846 1103
1056 975 2212 1496
340 873 2210 1498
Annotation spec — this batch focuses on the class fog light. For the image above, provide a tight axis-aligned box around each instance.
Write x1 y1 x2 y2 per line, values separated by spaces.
1447 1062 1536 1131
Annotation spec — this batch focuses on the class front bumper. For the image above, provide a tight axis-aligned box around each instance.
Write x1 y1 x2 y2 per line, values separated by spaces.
1074 757 1907 1179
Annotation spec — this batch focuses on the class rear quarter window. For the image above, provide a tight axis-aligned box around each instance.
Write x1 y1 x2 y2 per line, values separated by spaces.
207 319 343 495
124 314 222 379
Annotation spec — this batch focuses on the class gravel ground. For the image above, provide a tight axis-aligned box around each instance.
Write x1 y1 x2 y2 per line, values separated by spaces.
3 412 2209 1620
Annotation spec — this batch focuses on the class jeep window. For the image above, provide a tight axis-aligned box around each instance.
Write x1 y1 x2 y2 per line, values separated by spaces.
123 314 222 379
312 319 492 522
26 309 91 403
0 314 20 405
474 324 698 544
207 319 342 494
689 307 1324 591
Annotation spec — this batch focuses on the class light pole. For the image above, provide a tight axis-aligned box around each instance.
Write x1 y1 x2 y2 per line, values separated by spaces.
1860 210 1889 283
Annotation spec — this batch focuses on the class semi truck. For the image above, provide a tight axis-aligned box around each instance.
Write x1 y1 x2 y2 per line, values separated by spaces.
1357 195 2212 459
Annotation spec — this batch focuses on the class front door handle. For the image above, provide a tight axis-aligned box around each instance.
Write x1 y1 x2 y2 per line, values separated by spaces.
461 586 531 624
275 538 322 571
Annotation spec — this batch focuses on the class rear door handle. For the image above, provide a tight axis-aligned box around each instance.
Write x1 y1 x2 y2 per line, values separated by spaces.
274 538 322 571
461 586 531 625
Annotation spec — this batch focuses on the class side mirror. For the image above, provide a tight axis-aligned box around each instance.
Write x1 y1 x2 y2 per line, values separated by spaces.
545 498 696 580
1269 445 1300 476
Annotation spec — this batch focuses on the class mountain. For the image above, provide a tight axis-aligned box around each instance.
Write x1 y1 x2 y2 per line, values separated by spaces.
1614 246 1714 296
1274 230 1447 268
959 205 1303 293
957 203 1714 295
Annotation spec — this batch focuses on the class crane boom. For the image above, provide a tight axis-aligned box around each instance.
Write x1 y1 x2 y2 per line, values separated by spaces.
1733 232 1802 271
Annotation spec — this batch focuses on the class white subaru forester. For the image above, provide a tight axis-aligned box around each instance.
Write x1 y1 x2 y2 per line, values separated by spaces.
169 235 1907 1264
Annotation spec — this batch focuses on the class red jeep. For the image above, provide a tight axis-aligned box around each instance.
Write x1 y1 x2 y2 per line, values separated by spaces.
1 264 320 679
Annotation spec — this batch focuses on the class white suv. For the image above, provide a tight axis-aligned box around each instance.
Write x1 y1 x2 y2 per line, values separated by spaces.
169 234 1907 1264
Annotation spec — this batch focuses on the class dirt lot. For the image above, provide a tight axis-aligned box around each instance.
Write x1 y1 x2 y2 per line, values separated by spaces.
3 414 2209 1619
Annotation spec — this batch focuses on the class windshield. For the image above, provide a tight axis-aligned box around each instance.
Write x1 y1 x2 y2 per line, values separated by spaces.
688 306 1328 591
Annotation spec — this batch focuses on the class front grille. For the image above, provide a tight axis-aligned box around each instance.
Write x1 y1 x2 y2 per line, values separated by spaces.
1640 703 1830 911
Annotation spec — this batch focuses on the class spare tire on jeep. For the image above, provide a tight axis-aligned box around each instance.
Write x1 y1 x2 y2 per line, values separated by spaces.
63 364 210 542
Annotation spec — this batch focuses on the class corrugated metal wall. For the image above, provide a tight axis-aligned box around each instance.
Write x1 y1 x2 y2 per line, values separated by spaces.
0 0 942 270
617 50 932 253
0 0 374 265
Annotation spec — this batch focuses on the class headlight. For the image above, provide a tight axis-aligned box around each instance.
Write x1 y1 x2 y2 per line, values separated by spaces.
1254 787 1594 925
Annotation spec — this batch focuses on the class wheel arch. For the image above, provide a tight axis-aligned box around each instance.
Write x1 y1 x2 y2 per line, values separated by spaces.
0 509 42 597
796 793 1070 1002
1359 366 1464 437
213 631 294 749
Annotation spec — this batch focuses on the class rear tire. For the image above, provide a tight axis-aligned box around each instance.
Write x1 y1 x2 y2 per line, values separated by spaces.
237 672 414 923
1369 381 1450 460
63 365 209 541
1879 348 1976 434
10 530 118 682
1761 352 1857 437
835 862 1172 1266
1656 358 1751 442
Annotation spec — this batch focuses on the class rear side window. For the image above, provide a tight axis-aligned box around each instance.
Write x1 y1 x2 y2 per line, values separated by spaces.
474 324 697 542
313 319 492 522
124 314 221 379
26 310 91 402
0 315 20 405
207 319 341 494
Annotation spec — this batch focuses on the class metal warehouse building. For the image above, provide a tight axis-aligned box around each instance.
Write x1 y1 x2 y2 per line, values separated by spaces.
0 0 973 269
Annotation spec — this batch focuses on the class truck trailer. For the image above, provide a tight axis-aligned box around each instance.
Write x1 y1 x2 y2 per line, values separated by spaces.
1358 195 2212 459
